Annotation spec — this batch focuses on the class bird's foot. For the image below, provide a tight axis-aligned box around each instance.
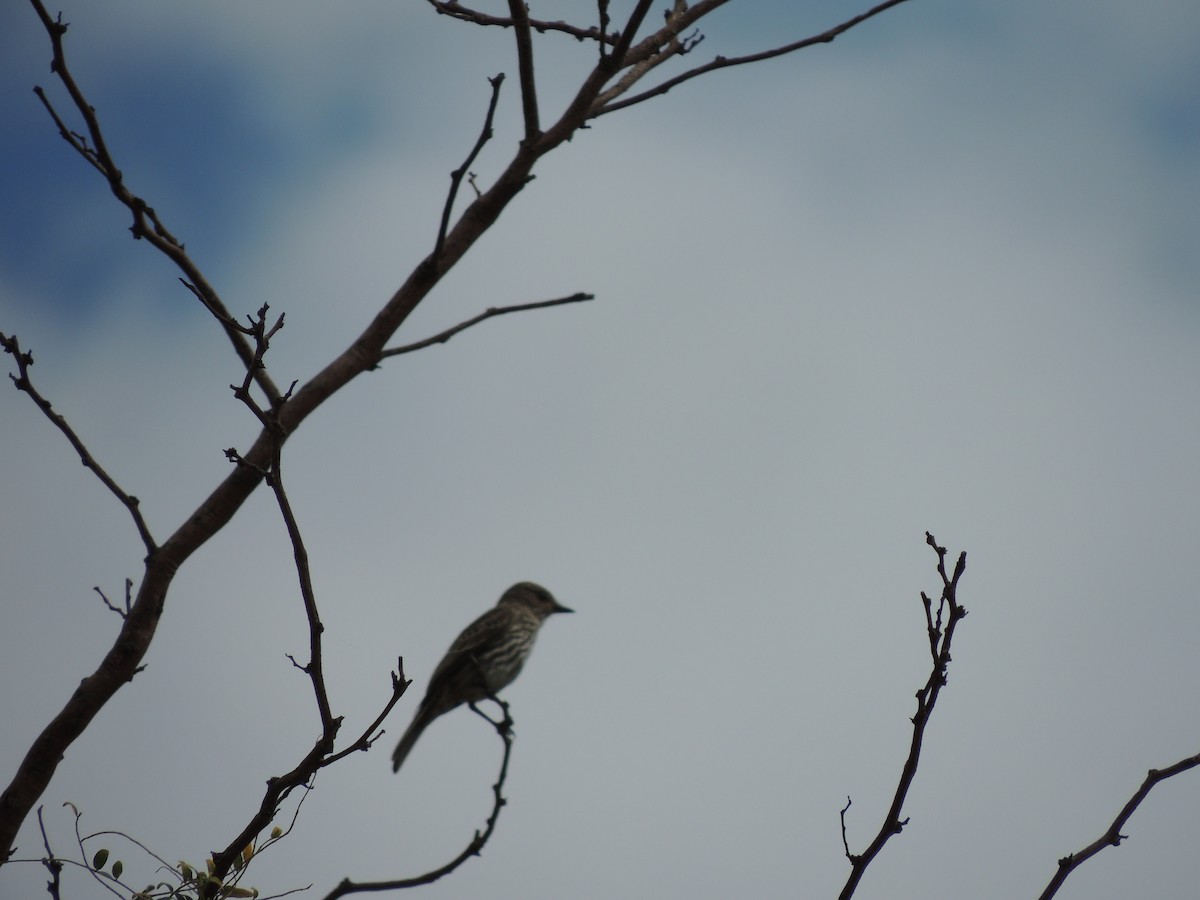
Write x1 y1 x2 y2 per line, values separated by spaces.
469 696 514 737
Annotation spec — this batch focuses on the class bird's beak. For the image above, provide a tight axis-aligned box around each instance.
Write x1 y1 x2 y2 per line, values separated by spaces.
554 602 574 614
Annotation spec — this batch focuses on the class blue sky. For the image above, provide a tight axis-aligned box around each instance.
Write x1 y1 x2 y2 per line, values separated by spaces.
2 2 1199 899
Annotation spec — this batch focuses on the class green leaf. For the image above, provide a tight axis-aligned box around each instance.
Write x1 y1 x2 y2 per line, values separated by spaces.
111 860 123 879
92 848 109 870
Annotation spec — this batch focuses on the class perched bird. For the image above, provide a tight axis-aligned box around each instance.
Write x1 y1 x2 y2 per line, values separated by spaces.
391 581 572 772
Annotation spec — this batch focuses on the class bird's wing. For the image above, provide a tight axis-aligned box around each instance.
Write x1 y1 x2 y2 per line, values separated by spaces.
427 605 507 687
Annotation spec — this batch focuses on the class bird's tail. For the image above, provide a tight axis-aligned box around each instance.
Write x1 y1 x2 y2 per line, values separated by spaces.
391 707 433 772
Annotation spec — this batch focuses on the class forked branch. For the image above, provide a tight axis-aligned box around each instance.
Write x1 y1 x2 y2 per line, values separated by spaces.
594 0 914 116
1 0 918 865
434 73 506 264
27 0 281 406
838 532 967 899
195 466 412 893
425 0 615 45
209 322 409 890
319 699 516 899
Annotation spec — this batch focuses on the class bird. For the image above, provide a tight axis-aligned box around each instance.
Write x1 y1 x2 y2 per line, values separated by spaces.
391 581 572 772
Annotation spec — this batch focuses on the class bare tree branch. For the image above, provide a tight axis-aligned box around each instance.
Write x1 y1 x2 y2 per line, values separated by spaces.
1 332 157 555
229 442 336 738
1 0 917 863
591 0 700 108
613 0 730 70
36 808 61 900
226 304 291 431
318 699 516 899
507 0 541 142
199 567 411 896
593 28 702 109
320 664 414 769
425 0 614 45
91 581 133 620
27 0 281 406
607 0 656 69
838 532 968 899
64 803 124 900
2 0 592 845
210 338 411 890
434 74 505 264
597 0 611 59
528 0 654 153
381 292 594 358
595 0 915 117
1038 752 1200 899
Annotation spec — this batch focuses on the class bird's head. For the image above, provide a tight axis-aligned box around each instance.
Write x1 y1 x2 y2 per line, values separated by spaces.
500 582 573 619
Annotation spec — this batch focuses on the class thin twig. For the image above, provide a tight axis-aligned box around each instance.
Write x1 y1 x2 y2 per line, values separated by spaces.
597 0 611 59
227 304 289 430
64 803 123 900
433 74 506 264
201 650 410 896
838 532 967 899
27 0 281 405
36 807 62 900
179 279 245 331
838 797 853 861
381 292 594 358
1038 752 1200 899
425 0 615 45
318 699 516 899
2 332 157 555
216 441 409 876
592 0 701 109
204 321 337 891
321 662 413 768
82 827 176 878
92 584 131 620
595 0 914 117
527 0 680 152
593 28 702 109
206 440 333 890
265 451 335 734
608 0 729 72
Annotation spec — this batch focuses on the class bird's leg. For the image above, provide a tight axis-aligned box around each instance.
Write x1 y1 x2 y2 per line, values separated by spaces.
468 696 514 737
489 694 514 737
468 701 496 725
